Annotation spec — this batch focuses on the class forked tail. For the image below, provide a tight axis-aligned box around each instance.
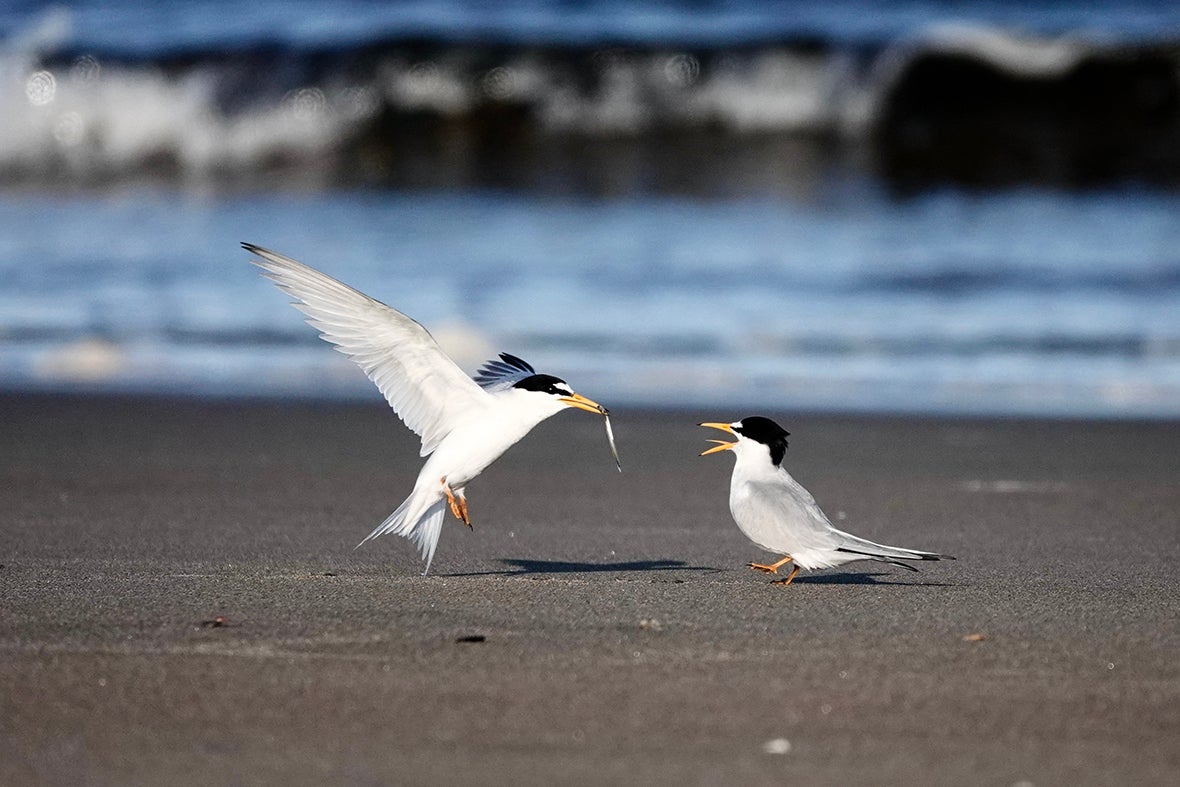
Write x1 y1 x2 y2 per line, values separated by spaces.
835 531 956 571
355 492 448 575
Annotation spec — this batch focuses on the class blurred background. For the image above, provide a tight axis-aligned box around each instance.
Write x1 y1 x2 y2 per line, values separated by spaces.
2 0 1179 417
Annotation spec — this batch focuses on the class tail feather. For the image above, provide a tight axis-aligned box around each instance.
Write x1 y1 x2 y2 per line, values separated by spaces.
355 492 448 576
835 531 956 565
879 559 921 572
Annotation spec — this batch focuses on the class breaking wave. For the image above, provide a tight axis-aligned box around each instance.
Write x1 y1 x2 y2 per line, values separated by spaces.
2 4 1180 189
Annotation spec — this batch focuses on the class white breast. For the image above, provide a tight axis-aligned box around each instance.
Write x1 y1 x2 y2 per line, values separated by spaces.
415 388 562 491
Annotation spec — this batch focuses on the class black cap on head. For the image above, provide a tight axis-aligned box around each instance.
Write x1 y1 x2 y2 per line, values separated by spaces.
734 416 790 465
513 373 571 396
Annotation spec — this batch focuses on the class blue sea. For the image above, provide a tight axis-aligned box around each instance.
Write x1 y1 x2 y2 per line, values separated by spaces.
2 1 1180 418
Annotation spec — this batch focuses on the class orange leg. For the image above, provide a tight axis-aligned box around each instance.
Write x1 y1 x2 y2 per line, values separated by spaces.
441 478 472 529
748 555 794 575
770 564 801 586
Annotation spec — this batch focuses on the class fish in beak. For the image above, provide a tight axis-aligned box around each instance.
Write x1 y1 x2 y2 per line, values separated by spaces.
561 392 622 472
560 392 608 415
699 422 737 455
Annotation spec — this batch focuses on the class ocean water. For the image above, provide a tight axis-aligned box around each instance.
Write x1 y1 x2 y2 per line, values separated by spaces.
3 185 1179 417
2 2 1180 418
4 1 1180 52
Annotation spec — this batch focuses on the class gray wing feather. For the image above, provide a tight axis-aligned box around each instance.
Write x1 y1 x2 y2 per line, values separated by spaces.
245 242 489 456
745 475 950 563
742 477 843 555
473 352 536 392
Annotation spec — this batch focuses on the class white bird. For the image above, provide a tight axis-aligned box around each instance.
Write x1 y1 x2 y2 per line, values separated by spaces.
700 417 954 585
245 242 613 575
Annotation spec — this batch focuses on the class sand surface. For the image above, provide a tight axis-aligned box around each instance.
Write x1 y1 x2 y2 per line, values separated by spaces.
2 394 1178 785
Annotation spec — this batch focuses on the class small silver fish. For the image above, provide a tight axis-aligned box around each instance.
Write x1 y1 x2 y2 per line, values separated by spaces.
603 412 622 472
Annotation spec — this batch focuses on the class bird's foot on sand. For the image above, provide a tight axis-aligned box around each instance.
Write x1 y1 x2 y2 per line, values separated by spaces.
748 556 794 575
769 565 801 586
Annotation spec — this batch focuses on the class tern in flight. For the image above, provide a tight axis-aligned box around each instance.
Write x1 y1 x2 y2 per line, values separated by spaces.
246 243 619 574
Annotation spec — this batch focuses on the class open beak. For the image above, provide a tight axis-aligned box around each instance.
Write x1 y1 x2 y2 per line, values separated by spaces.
699 422 737 455
560 392 608 415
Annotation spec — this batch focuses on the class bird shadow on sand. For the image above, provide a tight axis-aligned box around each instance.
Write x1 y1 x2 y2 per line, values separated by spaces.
444 558 721 577
792 571 956 587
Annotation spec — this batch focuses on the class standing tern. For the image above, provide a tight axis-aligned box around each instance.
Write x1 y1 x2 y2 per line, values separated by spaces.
700 417 954 585
245 243 616 574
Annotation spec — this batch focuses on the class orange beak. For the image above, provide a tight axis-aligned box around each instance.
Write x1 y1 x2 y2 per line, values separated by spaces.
699 422 737 456
560 392 608 415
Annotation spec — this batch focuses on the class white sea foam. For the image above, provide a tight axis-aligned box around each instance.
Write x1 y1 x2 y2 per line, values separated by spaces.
33 337 125 381
0 53 379 180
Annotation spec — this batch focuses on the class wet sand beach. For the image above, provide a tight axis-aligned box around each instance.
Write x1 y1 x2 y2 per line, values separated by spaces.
2 394 1178 785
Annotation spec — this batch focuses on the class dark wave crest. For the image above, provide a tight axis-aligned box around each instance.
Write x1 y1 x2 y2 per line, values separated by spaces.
4 14 1180 191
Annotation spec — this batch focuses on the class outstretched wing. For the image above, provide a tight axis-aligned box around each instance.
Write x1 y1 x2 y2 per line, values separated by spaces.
245 242 489 456
473 352 536 392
